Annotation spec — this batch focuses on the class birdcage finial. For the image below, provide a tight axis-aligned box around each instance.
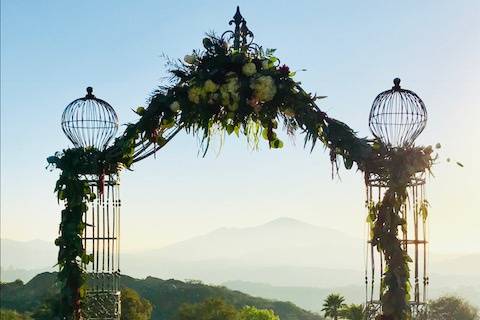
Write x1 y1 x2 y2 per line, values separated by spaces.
61 88 119 150
369 78 427 148
393 78 401 90
86 86 95 98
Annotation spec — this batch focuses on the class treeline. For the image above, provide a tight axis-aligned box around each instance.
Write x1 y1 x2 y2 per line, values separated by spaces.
0 273 321 320
1 273 478 320
318 293 479 320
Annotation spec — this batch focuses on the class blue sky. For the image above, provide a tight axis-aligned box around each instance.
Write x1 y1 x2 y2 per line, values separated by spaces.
1 0 479 253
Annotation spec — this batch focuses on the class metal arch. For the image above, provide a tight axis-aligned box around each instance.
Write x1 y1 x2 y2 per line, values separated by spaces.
368 78 427 148
61 87 119 150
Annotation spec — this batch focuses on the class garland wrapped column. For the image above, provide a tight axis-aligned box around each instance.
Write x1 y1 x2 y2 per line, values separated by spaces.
364 79 432 320
54 88 121 319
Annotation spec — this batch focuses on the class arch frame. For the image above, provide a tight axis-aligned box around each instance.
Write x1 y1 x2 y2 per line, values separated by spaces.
48 8 435 320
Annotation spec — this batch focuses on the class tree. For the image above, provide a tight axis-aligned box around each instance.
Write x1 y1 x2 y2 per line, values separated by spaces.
0 309 32 320
238 306 280 320
340 304 364 320
30 294 61 320
175 298 237 320
322 294 346 320
429 295 478 320
121 288 153 320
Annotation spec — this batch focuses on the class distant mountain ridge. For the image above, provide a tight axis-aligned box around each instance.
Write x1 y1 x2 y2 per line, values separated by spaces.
2 217 480 285
2 218 479 312
223 280 480 311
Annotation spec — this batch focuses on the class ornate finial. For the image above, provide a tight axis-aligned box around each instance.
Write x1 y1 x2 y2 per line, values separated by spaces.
62 87 118 149
86 86 95 99
224 6 254 51
393 78 401 91
232 6 243 25
369 78 427 148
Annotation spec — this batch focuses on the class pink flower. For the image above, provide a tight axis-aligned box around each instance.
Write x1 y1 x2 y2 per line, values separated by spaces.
278 64 290 75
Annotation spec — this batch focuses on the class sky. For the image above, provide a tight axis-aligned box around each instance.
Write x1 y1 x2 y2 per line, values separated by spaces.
1 0 479 254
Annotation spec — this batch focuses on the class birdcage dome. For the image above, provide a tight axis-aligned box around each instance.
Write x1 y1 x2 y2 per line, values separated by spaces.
368 78 427 148
61 87 119 150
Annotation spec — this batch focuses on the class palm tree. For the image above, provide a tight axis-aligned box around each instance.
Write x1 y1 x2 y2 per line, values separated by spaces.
340 304 365 320
322 294 346 320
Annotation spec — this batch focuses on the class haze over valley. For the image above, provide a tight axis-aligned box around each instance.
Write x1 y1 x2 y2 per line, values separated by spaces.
3 217 479 311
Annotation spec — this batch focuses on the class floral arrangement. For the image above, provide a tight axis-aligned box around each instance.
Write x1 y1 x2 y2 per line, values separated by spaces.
135 35 346 153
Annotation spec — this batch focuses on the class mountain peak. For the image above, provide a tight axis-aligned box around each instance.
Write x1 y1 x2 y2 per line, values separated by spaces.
260 217 313 228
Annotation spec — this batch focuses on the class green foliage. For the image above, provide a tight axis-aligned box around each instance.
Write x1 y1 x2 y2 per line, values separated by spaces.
175 299 237 320
339 304 364 320
429 295 479 320
0 309 32 320
121 288 153 320
0 274 59 313
1 273 321 320
238 306 280 320
175 299 280 320
30 295 62 320
321 294 346 320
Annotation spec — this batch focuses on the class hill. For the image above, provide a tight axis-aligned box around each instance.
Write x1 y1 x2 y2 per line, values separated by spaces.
0 273 323 320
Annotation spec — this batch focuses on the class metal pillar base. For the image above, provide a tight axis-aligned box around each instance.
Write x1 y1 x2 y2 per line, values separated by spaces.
82 291 121 320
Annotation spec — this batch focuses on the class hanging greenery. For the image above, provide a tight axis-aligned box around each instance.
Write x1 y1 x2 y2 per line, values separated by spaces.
48 32 434 320
365 146 435 320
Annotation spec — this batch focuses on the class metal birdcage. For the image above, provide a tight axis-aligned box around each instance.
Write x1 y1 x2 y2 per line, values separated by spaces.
61 88 121 320
61 87 119 150
365 79 429 320
369 78 427 148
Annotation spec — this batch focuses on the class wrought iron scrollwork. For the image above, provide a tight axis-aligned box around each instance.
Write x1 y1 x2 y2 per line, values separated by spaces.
221 6 259 52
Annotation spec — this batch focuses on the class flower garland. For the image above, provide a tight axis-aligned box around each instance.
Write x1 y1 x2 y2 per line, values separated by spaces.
48 35 434 320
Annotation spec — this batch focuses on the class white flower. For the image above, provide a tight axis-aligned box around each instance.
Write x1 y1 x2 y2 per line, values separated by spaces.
169 101 180 112
220 76 240 110
188 87 203 104
242 62 257 76
250 75 277 102
204 80 219 93
184 54 196 64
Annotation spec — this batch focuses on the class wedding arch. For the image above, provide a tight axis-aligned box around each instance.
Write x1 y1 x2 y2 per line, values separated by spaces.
48 7 434 320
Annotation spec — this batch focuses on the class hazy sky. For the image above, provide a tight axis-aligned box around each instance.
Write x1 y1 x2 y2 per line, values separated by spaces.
1 0 479 254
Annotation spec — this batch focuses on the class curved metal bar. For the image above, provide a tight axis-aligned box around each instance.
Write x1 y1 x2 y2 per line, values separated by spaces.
131 126 183 163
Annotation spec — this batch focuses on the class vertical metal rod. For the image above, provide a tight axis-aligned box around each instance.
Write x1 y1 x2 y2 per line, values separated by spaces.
104 184 106 289
106 179 111 289
370 242 375 302
112 180 116 291
414 184 419 303
96 184 100 289
117 183 121 290
422 183 428 304
364 182 372 306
